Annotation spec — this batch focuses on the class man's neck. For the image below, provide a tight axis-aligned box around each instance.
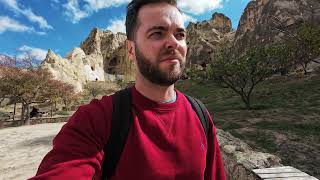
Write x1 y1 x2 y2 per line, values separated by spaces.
135 74 176 103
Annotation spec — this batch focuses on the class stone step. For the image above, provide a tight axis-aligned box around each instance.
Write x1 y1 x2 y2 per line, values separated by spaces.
253 166 318 180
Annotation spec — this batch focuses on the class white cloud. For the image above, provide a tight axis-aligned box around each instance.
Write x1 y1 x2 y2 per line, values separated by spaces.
34 31 47 36
63 0 130 23
0 16 32 33
178 0 223 15
182 13 197 24
0 0 53 29
83 0 131 12
0 16 47 35
17 45 48 62
62 0 219 23
50 0 60 9
106 18 126 33
63 0 89 24
21 9 53 29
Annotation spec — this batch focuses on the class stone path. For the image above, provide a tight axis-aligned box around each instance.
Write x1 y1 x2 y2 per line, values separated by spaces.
0 123 65 180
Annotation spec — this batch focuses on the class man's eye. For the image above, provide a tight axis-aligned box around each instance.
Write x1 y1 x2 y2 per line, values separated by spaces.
150 31 163 38
176 32 186 40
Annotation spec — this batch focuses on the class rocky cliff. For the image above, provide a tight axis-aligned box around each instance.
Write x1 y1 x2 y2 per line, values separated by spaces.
234 0 320 52
186 13 235 65
40 28 134 92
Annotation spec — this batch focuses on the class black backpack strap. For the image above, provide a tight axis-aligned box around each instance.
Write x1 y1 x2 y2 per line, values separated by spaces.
102 88 133 180
185 95 210 137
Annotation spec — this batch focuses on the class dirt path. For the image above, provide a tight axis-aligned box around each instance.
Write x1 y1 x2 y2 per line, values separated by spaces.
0 123 65 180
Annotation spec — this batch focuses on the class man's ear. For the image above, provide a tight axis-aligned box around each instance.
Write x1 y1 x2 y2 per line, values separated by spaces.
126 39 136 62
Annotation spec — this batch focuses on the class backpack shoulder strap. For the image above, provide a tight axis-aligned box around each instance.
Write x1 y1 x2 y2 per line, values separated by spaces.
185 95 210 137
102 88 133 179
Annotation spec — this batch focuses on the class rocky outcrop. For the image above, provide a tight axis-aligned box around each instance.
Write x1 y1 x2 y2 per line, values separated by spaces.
211 13 232 33
41 49 98 92
217 129 282 180
40 28 135 92
80 28 132 75
186 13 235 65
234 0 320 52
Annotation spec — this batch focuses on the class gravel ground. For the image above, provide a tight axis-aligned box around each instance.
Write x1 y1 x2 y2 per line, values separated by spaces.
0 123 65 180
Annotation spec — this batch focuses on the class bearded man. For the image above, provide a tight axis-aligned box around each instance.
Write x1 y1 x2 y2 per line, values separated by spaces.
30 0 226 179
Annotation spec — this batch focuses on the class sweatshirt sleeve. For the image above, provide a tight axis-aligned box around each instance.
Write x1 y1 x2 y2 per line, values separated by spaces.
29 97 112 180
205 112 227 180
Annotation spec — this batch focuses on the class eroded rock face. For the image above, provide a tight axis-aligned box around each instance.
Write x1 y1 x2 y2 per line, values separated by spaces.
40 28 135 92
186 13 235 65
40 49 103 92
217 129 282 180
234 0 320 52
211 13 233 33
80 28 131 75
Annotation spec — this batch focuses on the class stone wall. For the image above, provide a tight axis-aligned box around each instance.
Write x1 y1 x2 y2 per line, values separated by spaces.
0 116 69 129
217 129 282 180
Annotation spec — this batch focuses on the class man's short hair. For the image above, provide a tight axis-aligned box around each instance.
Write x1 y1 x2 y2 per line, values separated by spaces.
125 0 178 40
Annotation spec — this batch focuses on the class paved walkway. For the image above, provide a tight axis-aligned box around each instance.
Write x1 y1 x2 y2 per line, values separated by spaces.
0 123 65 180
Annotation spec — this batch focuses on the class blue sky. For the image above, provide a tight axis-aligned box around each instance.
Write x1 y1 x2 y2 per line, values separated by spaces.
0 0 250 63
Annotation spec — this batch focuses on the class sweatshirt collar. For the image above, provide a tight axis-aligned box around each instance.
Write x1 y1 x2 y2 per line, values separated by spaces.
131 86 181 111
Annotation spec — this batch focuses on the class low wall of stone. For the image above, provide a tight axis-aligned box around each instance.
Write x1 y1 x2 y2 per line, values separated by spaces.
217 129 282 180
0 116 70 129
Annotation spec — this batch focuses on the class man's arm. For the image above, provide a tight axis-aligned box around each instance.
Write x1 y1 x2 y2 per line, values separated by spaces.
29 97 112 180
205 113 227 180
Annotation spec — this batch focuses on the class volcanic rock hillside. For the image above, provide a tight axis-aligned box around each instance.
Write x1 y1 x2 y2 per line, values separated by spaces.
186 13 235 66
234 0 320 52
40 28 134 92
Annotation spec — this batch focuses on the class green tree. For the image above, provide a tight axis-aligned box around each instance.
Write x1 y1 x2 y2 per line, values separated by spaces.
84 81 108 99
291 22 320 74
267 42 295 76
272 21 320 75
210 45 274 109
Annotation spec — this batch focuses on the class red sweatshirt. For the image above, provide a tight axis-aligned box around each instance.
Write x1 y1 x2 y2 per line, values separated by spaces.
30 87 226 180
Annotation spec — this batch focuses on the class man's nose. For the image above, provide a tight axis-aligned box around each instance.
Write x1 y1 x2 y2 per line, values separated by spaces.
165 34 179 50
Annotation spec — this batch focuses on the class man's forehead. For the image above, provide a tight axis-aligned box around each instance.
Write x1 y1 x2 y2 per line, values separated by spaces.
137 3 185 29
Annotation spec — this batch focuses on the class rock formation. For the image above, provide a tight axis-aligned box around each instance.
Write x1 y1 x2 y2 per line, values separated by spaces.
80 28 132 75
186 13 235 66
40 28 134 92
217 129 282 180
234 0 320 52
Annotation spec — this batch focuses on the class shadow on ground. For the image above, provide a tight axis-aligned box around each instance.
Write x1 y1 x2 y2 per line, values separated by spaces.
18 135 55 147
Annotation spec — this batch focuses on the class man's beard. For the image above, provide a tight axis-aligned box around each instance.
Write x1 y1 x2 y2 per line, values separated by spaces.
135 46 186 86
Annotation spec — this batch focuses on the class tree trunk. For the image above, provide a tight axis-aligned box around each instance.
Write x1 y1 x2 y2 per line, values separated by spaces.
24 104 30 125
241 95 251 110
13 101 16 121
302 62 308 75
50 103 53 117
63 99 68 111
0 97 5 105
21 104 25 121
